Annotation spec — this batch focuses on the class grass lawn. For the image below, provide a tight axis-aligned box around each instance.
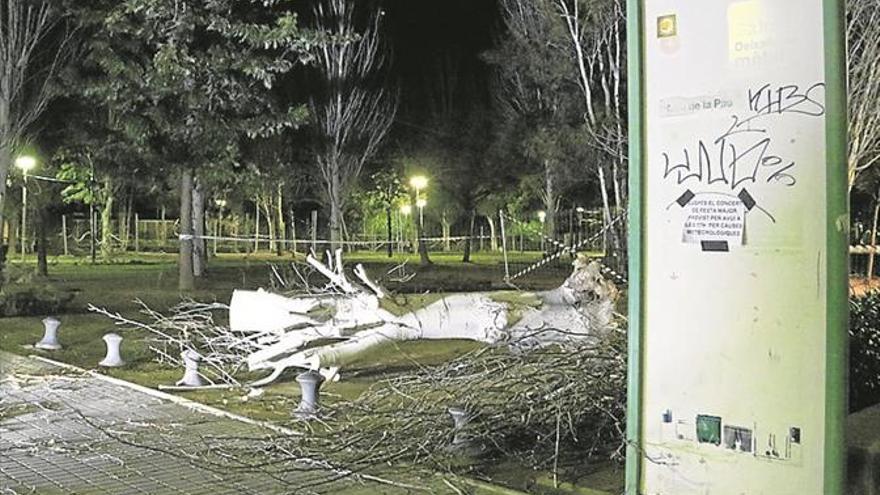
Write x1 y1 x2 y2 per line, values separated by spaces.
1 250 621 494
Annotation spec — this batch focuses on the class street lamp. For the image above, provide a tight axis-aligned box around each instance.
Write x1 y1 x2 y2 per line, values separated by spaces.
400 204 413 252
409 176 428 191
409 176 429 257
416 197 427 228
409 175 428 230
15 155 37 259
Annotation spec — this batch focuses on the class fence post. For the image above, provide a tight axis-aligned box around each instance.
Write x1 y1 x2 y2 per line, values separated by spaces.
61 214 69 256
499 210 510 282
290 209 297 256
134 213 140 253
160 207 167 251
213 215 219 256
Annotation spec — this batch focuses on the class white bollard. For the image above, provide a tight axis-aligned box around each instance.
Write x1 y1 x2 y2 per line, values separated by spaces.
448 407 471 446
176 349 205 387
447 406 483 456
294 370 325 419
36 317 62 350
99 333 125 367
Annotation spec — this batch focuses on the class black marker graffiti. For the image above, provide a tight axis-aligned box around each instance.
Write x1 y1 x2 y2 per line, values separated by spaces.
661 82 825 190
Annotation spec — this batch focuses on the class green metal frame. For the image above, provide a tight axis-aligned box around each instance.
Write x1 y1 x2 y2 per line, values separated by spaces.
823 0 848 493
624 0 644 493
625 1 848 494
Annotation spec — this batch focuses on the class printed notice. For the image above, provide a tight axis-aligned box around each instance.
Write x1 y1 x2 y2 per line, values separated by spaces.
681 198 746 246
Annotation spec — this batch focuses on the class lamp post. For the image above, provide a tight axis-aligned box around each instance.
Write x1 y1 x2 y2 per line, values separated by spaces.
409 176 428 260
400 204 412 252
15 156 36 260
409 176 428 227
416 197 427 230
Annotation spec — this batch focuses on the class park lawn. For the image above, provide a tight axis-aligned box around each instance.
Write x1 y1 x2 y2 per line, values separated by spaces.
0 251 621 495
1 249 568 418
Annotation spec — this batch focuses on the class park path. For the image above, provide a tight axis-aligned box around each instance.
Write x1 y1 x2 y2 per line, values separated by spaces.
0 352 445 495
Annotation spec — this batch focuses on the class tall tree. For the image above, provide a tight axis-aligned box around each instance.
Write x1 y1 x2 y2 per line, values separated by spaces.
554 0 627 266
70 0 312 289
0 0 74 285
367 168 404 258
310 0 397 250
490 0 626 264
432 106 517 263
489 0 574 239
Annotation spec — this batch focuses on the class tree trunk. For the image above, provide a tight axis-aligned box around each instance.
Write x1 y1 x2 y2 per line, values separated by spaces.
118 191 133 252
543 160 557 241
462 208 476 263
596 165 619 260
275 184 285 257
262 196 276 255
192 177 206 277
35 209 48 277
100 183 115 261
179 170 195 291
329 171 343 251
414 191 431 266
90 200 97 263
441 212 451 252
487 215 498 251
7 211 18 258
868 192 880 281
385 207 393 258
0 143 9 287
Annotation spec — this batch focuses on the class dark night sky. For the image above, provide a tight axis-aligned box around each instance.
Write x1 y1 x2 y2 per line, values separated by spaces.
384 0 499 124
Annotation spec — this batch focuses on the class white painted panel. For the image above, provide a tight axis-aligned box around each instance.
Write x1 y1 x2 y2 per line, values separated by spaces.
640 1 827 493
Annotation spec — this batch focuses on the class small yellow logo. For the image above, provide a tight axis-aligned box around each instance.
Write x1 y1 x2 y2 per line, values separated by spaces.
657 14 677 38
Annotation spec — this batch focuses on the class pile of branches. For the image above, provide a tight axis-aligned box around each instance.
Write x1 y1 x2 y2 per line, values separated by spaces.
199 327 627 490
90 299 249 386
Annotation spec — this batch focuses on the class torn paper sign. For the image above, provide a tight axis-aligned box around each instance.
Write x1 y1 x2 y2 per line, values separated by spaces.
681 197 746 246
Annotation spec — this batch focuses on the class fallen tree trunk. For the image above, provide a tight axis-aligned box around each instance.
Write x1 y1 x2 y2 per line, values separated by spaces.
231 250 616 385
92 249 618 388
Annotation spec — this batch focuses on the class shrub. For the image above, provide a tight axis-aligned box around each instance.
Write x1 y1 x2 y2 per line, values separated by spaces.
850 290 880 412
0 268 74 317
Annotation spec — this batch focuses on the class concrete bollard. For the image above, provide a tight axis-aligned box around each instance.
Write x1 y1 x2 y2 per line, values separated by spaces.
36 317 62 350
99 333 125 367
448 407 471 446
176 349 205 387
295 370 325 418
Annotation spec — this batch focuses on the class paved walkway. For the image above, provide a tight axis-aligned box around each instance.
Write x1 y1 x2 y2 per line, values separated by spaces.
0 353 436 495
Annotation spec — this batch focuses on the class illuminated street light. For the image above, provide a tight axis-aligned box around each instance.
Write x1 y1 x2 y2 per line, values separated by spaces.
15 155 36 173
409 176 428 191
408 176 429 258
15 155 37 259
